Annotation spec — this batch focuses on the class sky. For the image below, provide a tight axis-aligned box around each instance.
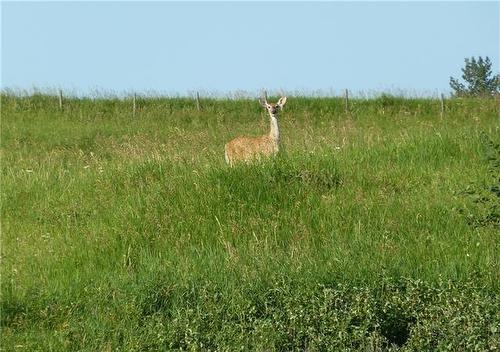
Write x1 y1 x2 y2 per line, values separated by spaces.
1 1 499 97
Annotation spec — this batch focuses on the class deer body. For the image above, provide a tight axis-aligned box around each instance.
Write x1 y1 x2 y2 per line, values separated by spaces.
224 96 287 166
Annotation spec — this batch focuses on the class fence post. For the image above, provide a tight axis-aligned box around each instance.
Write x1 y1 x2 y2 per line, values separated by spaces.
133 93 137 117
58 89 63 110
196 91 201 111
344 89 349 113
440 93 445 117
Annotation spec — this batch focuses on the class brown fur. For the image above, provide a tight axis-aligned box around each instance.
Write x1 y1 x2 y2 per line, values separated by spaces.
224 96 286 166
224 134 278 166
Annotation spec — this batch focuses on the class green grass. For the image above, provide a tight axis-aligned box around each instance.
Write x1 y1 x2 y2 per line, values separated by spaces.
1 93 499 350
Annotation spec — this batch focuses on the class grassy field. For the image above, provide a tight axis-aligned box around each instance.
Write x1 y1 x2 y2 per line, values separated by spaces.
1 92 499 350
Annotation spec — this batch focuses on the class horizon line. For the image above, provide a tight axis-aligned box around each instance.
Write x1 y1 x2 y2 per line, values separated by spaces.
1 86 453 99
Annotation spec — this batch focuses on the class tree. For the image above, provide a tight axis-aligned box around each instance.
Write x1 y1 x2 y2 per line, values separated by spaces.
449 56 500 97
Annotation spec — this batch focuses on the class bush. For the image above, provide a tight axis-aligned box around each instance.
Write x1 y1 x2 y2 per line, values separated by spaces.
135 278 498 351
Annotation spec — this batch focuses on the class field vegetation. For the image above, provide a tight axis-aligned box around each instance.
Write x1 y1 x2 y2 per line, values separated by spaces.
1 92 498 350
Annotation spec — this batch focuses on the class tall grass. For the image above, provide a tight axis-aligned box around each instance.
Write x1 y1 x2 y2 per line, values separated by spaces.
1 92 498 350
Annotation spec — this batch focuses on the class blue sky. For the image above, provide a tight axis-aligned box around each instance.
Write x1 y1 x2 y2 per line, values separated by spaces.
1 1 499 96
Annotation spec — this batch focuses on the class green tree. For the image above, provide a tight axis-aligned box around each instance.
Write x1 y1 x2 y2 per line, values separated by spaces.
449 56 499 97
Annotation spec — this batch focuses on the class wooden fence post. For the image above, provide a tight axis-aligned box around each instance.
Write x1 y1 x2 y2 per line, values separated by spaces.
344 89 349 113
195 91 201 111
58 89 63 110
440 93 445 117
133 93 137 117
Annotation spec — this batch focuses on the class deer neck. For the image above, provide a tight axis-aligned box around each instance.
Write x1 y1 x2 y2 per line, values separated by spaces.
268 112 280 143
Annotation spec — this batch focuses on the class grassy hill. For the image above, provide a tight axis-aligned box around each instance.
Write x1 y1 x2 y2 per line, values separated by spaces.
1 92 498 350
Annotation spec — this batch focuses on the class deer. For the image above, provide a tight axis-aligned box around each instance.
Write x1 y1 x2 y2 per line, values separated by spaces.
224 93 287 166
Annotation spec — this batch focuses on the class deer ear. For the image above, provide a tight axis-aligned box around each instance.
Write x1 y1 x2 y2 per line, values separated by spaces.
278 96 287 108
259 97 267 107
